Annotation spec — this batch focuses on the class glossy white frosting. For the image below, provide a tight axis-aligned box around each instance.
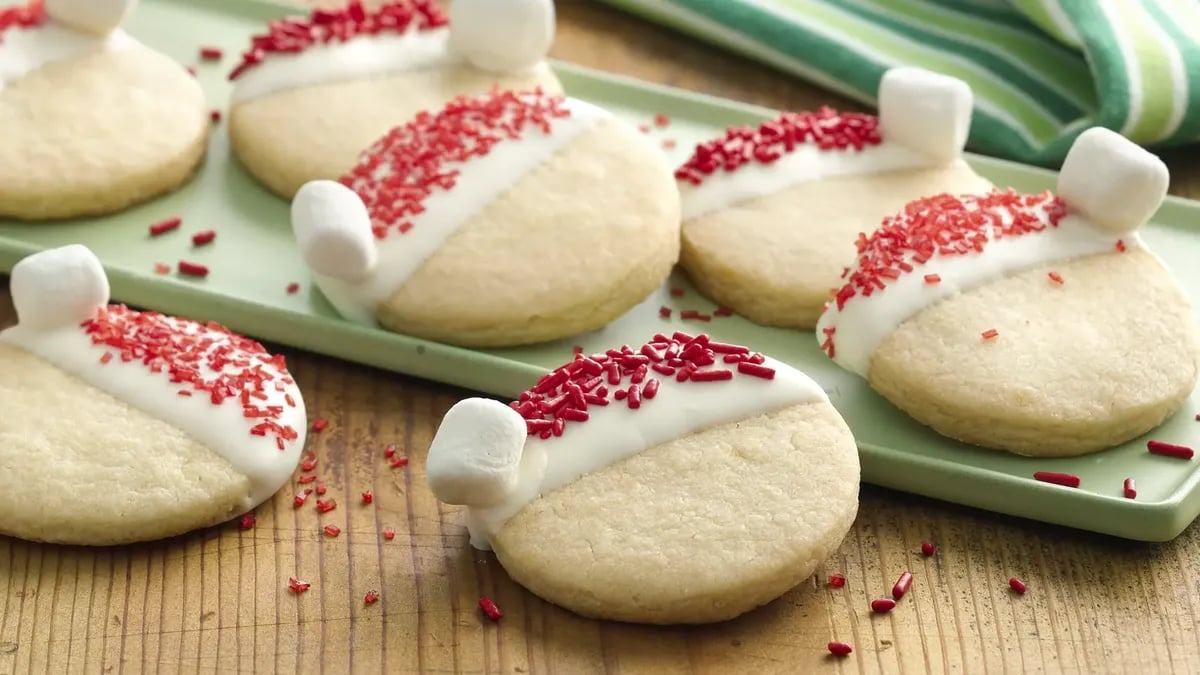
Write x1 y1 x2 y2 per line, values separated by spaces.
458 356 828 549
303 97 611 324
0 21 132 92
0 317 307 511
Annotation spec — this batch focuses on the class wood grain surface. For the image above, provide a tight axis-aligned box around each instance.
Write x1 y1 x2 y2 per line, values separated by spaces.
4 1 1200 673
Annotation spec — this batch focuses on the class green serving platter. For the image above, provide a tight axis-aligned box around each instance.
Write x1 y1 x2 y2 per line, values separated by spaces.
2 0 1198 541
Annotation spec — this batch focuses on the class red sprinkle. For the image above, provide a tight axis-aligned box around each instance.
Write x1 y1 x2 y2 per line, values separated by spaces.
316 483 327 496
316 499 337 513
1009 577 1027 594
680 310 712 322
210 109 222 123
191 230 216 246
383 527 395 541
1123 478 1137 499
362 491 374 504
311 418 330 432
661 139 676 150
323 524 341 538
638 124 651 133
923 274 941 284
0 1 46 37
1147 440 1194 459
828 574 846 588
1116 239 1127 252
981 328 999 341
827 641 853 657
177 261 209 278
293 489 312 507
297 475 316 484
714 306 734 317
891 571 913 600
341 89 570 240
736 362 776 380
186 66 196 77
286 282 300 294
199 46 223 60
153 263 171 275
301 455 317 472
149 216 182 236
654 113 670 127
871 598 897 613
391 456 409 468
384 445 396 458
921 542 936 557
288 577 311 594
239 514 256 530
364 590 379 605
1048 271 1064 285
1034 471 1080 488
669 287 685 297
479 596 502 621
658 306 672 318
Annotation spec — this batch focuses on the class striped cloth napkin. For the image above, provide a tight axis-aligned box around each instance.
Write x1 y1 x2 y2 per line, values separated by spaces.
600 0 1200 166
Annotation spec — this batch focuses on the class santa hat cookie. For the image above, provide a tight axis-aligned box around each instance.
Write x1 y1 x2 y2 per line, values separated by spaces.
290 89 681 348
676 67 994 329
0 0 209 220
0 246 307 545
817 127 1199 457
425 332 859 624
226 0 562 200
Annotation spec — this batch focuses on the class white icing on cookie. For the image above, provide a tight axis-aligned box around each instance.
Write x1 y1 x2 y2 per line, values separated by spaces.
427 354 828 550
0 246 307 511
0 21 133 92
293 96 610 325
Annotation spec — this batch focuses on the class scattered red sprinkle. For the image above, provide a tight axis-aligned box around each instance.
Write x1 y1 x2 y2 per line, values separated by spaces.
301 455 317 471
191 230 216 246
981 328 999 341
658 306 672 318
819 326 837 359
322 524 341 538
828 574 846 588
1009 577 1027 594
311 418 329 432
153 263 171 275
149 216 182 236
341 89 570 240
316 499 337 513
177 261 209 278
1195 413 1200 421
921 542 936 557
923 274 941 284
0 1 46 37
316 483 327 496
1148 440 1194 459
364 590 379 605
294 489 312 507
362 491 374 504
653 113 670 127
661 138 676 150
871 598 897 613
186 66 196 77
1048 271 1064 285
229 1 447 81
479 596 503 621
714 306 734 317
297 474 316 484
383 527 395 541
669 287 685 297
210 109 222 123
827 641 853 657
1116 239 1127 252
286 282 300 294
239 514 256 530
1123 478 1137 499
1034 471 1080 488
384 445 396 458
199 46 223 60
637 124 651 133
288 577 310 594
391 456 409 468
680 310 712 322
891 571 913 600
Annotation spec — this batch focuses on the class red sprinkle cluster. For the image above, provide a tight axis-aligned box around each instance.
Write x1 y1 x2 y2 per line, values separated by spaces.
510 332 776 440
228 0 447 81
675 108 881 185
81 305 299 450
0 0 43 39
341 89 571 240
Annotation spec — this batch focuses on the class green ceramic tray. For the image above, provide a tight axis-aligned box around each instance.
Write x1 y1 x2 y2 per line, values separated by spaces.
2 0 1198 541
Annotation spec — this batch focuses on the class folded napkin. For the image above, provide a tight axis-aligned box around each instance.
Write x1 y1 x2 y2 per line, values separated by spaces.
601 0 1200 166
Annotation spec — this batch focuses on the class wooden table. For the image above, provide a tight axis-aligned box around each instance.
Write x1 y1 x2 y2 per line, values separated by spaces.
4 2 1200 674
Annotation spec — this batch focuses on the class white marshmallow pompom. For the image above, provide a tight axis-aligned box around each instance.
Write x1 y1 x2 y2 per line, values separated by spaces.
878 67 973 164
1057 127 1169 235
426 398 528 508
291 180 377 283
45 0 136 36
448 0 555 74
11 244 109 330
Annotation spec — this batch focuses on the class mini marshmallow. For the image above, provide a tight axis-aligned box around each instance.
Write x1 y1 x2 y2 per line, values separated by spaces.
44 0 135 36
426 398 529 507
291 180 377 283
878 67 973 164
448 0 554 74
11 244 109 329
1057 127 1169 235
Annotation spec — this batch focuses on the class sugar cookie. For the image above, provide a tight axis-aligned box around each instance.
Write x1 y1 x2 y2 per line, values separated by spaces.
0 245 307 545
0 0 209 220
817 128 1199 457
291 89 680 348
426 333 860 624
677 67 992 329
227 0 562 199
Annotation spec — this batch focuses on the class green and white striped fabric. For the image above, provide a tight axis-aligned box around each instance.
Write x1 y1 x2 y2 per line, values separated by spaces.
600 0 1200 166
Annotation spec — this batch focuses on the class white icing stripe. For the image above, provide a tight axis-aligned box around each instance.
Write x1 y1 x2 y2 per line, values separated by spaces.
312 97 612 325
0 323 307 510
229 29 457 105
465 356 828 548
0 23 133 91
816 212 1141 377
680 142 942 221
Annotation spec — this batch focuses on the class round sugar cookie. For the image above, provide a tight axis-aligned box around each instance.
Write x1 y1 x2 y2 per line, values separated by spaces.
290 90 681 348
817 128 1200 457
0 1 209 220
226 0 562 199
677 67 992 329
425 332 860 624
0 246 307 545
